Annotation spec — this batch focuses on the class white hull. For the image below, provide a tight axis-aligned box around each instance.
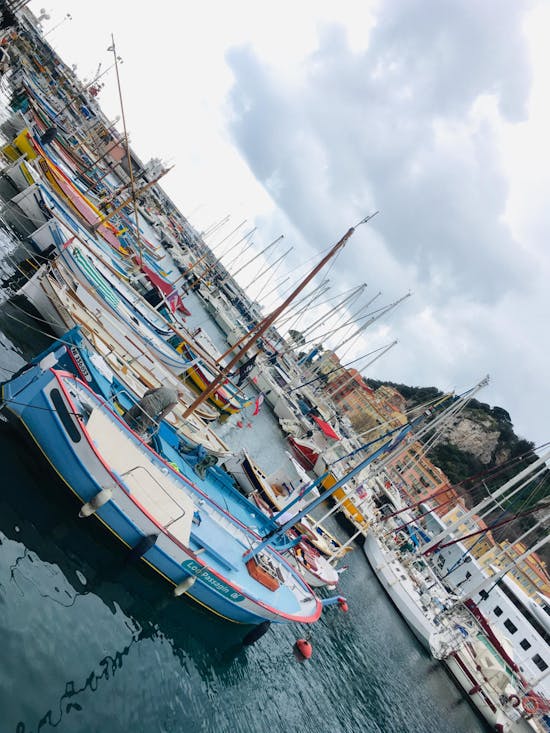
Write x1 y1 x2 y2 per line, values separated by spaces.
443 653 526 732
363 532 434 648
19 267 67 330
11 184 50 227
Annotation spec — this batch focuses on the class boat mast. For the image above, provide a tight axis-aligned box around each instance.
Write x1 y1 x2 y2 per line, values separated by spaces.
217 227 257 269
108 35 144 265
328 340 398 399
460 529 549 600
181 215 378 418
300 284 369 339
331 292 411 353
227 235 284 282
421 449 550 555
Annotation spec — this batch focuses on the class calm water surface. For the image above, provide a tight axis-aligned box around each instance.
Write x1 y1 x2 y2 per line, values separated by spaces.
0 218 487 732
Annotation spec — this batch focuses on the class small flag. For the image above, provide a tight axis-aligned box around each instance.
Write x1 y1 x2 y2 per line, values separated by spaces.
252 393 264 416
167 290 183 313
235 353 257 386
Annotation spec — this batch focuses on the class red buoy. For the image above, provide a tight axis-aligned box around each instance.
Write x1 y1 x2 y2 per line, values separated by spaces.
293 638 313 661
338 598 349 613
236 420 243 428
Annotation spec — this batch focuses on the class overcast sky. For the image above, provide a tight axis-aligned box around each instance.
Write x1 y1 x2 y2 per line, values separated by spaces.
30 0 549 447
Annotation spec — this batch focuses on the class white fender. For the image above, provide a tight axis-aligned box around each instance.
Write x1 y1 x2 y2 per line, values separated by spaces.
79 487 113 518
173 576 196 596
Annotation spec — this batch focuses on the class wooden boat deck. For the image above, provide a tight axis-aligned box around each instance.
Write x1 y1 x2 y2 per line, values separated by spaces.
86 408 195 546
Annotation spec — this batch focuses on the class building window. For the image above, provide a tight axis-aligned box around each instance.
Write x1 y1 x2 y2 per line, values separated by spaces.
532 654 548 672
494 606 503 617
520 639 531 651
503 619 518 634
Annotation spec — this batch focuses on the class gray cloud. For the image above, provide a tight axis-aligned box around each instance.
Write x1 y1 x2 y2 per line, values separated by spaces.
223 1 549 443
226 0 533 303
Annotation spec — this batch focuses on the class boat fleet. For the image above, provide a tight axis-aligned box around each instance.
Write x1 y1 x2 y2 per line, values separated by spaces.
0 7 548 733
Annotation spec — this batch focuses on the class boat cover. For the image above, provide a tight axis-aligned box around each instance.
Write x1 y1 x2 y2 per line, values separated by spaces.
312 415 340 440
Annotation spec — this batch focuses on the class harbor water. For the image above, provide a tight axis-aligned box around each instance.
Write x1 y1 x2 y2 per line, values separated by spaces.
0 221 488 732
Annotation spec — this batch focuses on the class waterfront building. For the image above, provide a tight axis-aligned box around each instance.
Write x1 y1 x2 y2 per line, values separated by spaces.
385 442 451 506
479 540 550 599
424 510 550 696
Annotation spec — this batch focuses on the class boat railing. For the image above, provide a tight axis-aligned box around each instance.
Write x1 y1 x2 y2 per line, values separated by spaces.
119 464 188 529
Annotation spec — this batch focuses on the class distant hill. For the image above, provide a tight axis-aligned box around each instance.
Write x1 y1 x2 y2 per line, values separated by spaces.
366 378 549 566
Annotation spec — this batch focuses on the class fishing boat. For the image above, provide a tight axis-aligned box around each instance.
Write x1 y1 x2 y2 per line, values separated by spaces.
286 534 340 589
224 445 360 561
222 449 342 584
288 416 341 471
0 360 322 626
363 528 447 647
178 337 250 415
17 260 223 432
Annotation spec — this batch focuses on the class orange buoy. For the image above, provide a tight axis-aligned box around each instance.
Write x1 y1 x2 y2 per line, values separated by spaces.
338 598 349 613
522 696 539 715
294 638 313 661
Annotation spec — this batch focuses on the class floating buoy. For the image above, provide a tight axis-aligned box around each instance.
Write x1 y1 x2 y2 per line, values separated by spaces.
236 420 243 428
337 597 349 613
173 575 196 597
293 638 313 661
246 422 252 428
522 696 540 715
242 620 271 646
79 487 113 517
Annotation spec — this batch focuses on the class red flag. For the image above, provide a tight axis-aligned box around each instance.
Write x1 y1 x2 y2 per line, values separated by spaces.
252 393 264 416
167 290 182 313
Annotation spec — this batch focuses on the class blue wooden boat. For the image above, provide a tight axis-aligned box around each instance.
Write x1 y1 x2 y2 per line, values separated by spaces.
21 329 339 585
0 358 322 626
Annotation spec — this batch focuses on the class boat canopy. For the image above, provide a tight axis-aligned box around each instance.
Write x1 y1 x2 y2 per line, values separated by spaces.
312 415 340 440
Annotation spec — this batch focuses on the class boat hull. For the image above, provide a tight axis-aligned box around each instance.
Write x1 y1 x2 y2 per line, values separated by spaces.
1 367 321 626
363 533 434 649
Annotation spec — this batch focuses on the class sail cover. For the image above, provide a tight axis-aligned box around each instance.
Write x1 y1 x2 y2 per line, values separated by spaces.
312 415 340 440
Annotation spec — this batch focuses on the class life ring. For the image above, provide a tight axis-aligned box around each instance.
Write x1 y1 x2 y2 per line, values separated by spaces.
508 694 520 708
522 696 539 715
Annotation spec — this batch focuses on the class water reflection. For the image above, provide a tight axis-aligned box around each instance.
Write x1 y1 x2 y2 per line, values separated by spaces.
15 633 143 733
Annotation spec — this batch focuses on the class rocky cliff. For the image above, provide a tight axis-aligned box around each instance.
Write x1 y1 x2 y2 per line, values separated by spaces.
366 379 549 565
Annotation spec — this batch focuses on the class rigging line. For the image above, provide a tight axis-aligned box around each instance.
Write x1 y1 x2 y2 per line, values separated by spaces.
265 244 336 302
6 234 53 263
108 35 143 265
399 396 472 474
447 441 550 497
1 200 49 228
253 253 288 302
2 396 84 418
3 307 79 344
439 474 548 579
513 472 550 517
290 344 393 392
399 382 493 472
